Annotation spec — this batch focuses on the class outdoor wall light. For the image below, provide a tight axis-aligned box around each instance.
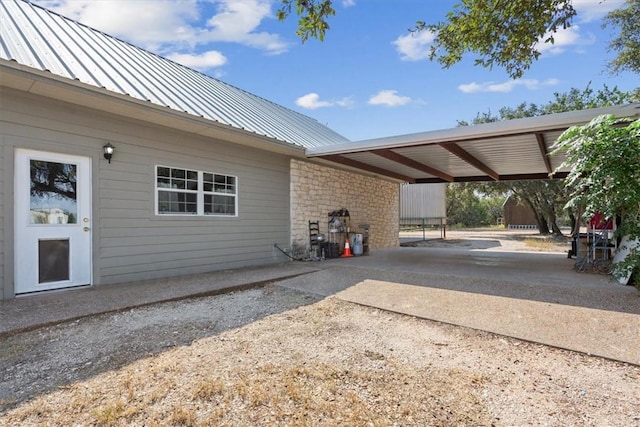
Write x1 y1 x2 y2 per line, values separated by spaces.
103 143 115 163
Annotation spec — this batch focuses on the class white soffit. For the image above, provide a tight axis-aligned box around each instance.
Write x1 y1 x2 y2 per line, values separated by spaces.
307 103 640 183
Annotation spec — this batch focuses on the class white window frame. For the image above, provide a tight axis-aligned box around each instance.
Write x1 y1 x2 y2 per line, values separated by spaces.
155 165 237 217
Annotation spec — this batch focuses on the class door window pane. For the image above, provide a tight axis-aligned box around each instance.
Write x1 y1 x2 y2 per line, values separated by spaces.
30 160 77 224
39 239 70 283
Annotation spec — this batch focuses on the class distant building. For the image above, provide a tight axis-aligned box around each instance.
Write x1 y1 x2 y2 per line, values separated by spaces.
502 196 537 230
399 183 446 227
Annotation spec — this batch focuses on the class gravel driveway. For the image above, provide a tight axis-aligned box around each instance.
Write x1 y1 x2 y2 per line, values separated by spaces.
1 231 639 425
0 285 321 413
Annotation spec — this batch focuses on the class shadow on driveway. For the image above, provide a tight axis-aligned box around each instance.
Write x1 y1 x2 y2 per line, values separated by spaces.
278 247 640 315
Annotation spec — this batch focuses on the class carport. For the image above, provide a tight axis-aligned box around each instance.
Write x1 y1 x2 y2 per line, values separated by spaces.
307 103 640 183
305 103 640 287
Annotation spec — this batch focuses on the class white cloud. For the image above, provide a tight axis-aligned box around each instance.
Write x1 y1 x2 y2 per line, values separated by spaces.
33 0 289 56
530 0 622 56
296 93 353 110
458 78 560 94
535 25 596 55
392 30 436 61
204 0 289 54
342 0 356 7
297 93 332 109
34 0 200 50
572 0 625 23
368 90 411 106
335 97 355 108
167 50 228 70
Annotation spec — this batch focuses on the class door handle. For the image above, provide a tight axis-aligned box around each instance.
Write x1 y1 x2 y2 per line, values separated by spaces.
83 227 90 232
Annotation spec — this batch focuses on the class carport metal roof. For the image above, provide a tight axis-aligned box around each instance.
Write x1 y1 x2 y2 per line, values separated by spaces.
306 103 640 183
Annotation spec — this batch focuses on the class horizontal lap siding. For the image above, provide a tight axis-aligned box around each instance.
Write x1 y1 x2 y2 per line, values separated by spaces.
0 139 4 299
2 89 291 289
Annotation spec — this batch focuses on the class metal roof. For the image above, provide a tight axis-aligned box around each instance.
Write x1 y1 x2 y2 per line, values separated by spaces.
2 0 638 183
0 0 349 149
308 103 640 183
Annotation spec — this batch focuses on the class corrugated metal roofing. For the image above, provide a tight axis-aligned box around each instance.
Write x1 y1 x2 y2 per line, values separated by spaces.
400 183 446 220
0 0 350 148
3 0 639 184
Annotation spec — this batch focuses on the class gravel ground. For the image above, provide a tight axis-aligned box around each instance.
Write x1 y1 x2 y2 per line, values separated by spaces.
400 228 572 252
1 231 639 425
1 287 639 426
0 286 321 413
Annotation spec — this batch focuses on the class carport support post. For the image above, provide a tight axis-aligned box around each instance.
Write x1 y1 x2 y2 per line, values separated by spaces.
422 218 426 241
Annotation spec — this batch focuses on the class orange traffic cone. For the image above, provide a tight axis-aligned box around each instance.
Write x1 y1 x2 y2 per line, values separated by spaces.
342 237 353 257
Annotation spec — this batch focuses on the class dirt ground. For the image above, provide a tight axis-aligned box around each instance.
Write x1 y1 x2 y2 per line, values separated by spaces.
400 228 573 253
1 231 639 426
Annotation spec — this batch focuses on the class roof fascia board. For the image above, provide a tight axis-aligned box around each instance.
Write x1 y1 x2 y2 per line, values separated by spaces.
322 155 416 183
416 171 569 184
0 61 307 158
307 103 640 157
304 158 405 183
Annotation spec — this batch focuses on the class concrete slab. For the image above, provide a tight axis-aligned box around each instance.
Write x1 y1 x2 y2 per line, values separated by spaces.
2 244 638 366
326 246 615 290
336 280 640 366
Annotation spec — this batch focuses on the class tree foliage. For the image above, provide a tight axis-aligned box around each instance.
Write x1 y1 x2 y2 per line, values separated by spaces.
277 0 639 79
276 0 335 42
477 180 568 234
416 0 575 78
459 85 633 235
460 84 634 126
446 183 503 227
552 115 640 281
603 0 640 75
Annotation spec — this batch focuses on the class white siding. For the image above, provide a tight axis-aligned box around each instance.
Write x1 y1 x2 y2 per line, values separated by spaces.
1 88 292 296
0 138 4 299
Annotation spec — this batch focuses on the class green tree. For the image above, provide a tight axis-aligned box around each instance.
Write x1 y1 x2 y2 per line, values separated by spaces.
278 0 639 79
416 0 575 79
276 0 335 42
478 180 568 234
553 115 640 283
446 183 493 227
461 85 633 235
482 194 506 225
603 0 640 75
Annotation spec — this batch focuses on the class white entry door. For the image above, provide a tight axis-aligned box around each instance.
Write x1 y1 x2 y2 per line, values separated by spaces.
14 149 92 294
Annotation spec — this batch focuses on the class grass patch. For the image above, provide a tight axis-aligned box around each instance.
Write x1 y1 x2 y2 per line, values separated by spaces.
514 234 570 252
522 238 559 251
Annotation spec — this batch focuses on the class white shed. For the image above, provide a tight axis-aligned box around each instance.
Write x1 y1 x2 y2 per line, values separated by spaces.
399 183 447 229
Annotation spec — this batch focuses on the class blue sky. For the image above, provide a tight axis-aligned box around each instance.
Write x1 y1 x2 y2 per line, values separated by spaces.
35 0 638 141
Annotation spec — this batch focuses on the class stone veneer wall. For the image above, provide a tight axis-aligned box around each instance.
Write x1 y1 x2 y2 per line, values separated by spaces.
290 159 399 256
